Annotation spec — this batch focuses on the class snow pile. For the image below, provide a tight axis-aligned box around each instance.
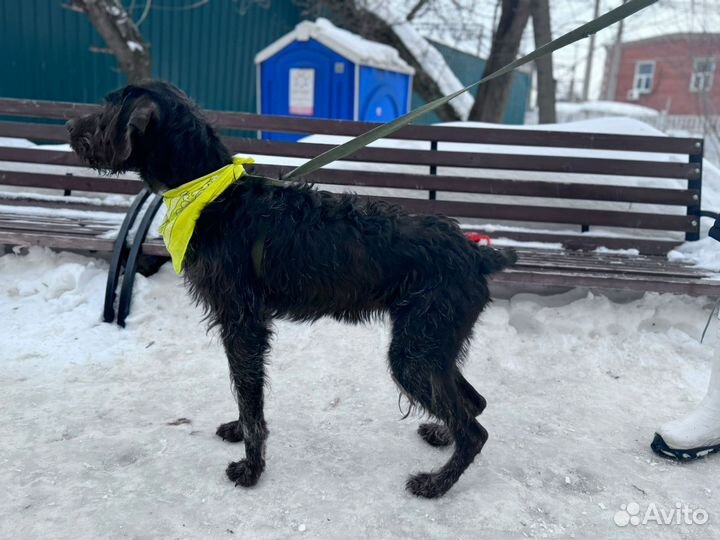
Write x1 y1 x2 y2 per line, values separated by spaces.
555 101 660 123
2 247 719 538
669 237 720 273
309 18 413 74
126 41 144 53
255 17 414 75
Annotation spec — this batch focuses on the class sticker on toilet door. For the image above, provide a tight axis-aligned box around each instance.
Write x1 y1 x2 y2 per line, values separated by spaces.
289 68 315 115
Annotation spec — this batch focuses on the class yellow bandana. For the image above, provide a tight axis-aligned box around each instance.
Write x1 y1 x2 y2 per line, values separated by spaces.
159 156 255 273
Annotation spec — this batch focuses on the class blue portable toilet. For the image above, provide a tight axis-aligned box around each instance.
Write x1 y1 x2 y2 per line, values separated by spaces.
255 18 414 141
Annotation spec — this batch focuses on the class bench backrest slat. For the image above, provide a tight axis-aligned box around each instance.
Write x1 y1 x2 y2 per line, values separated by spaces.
227 139 697 179
0 121 67 142
0 169 141 194
251 165 699 206
0 146 80 166
375 197 696 232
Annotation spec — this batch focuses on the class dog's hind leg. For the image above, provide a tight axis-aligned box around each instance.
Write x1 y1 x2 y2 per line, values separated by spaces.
216 420 244 443
417 422 454 447
418 371 487 447
457 372 487 415
389 308 487 498
219 317 272 488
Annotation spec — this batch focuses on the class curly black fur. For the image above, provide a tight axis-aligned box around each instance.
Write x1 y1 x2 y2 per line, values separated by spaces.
67 80 516 498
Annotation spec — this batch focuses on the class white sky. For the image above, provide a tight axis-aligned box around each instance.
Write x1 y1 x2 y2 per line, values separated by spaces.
374 0 720 102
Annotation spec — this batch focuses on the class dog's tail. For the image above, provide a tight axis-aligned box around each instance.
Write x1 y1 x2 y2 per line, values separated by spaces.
472 244 517 275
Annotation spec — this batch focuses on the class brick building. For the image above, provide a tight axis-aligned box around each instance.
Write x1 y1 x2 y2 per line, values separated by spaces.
602 33 719 116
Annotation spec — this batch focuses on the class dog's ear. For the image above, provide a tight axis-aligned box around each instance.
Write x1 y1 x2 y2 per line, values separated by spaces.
128 100 158 133
118 99 158 162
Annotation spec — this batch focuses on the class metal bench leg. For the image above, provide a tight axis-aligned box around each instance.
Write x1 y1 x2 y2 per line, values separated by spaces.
103 188 151 323
116 195 164 327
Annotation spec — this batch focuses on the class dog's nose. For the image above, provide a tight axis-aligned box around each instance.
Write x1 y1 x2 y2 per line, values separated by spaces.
65 119 76 133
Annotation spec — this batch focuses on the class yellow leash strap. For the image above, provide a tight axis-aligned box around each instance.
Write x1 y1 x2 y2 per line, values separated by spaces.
159 156 255 273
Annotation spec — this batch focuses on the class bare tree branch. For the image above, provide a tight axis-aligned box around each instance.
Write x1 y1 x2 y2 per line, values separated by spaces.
135 0 152 26
70 0 151 83
150 0 209 10
406 0 430 22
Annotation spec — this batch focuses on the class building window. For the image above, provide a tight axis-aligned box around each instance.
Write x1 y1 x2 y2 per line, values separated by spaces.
690 57 715 92
633 61 655 94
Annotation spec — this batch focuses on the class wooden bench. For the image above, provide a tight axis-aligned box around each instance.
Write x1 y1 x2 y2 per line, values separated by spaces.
1 97 718 325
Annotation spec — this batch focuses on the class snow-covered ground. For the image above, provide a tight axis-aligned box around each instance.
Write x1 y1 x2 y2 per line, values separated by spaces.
2 247 720 539
4 116 720 538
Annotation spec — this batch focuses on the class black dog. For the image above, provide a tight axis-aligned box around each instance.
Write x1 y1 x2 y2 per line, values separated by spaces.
67 81 516 498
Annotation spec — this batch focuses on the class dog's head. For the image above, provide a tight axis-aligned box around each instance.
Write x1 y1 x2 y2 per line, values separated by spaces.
67 81 206 192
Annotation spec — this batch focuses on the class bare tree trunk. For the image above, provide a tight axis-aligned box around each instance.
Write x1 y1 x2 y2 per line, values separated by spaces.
468 0 530 122
530 0 556 123
69 0 151 83
604 0 627 101
581 0 600 102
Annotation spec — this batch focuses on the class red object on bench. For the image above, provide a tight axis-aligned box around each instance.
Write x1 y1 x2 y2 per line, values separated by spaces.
464 232 492 245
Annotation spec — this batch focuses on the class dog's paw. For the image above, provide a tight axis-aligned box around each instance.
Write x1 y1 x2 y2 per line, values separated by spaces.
216 421 244 443
418 423 453 447
406 472 448 499
226 459 263 487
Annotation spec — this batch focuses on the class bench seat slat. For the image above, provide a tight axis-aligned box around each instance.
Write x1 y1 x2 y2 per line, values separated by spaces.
0 196 129 212
514 248 678 267
0 211 120 224
493 268 720 297
0 220 113 236
0 224 100 237
514 250 708 278
0 230 166 256
0 230 116 251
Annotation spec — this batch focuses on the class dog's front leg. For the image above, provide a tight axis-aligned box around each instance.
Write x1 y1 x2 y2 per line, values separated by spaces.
220 317 271 488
